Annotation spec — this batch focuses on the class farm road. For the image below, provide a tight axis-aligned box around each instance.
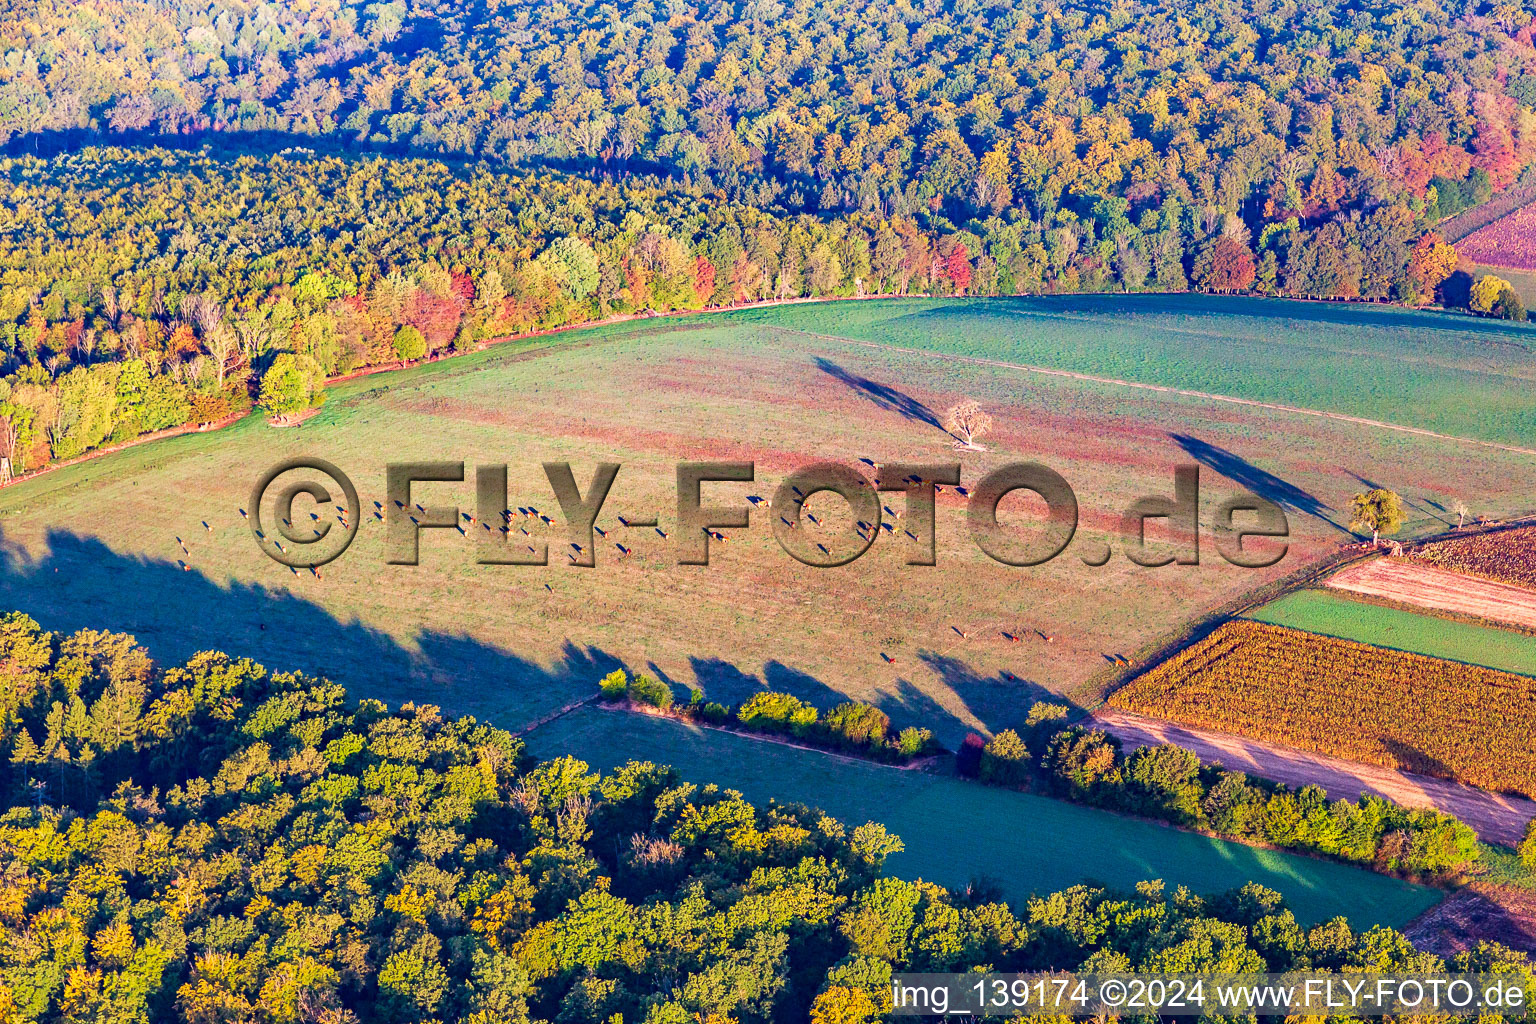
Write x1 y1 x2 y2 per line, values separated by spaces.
1092 708 1536 845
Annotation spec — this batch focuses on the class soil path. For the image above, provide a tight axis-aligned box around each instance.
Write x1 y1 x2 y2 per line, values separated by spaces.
1092 708 1536 845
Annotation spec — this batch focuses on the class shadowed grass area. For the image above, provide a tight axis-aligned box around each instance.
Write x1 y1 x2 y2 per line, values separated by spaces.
527 706 1443 929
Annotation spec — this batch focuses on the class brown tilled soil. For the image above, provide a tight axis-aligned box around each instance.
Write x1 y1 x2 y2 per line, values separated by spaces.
1327 558 1536 630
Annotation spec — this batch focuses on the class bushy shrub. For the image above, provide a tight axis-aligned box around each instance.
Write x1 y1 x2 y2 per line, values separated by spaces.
700 701 731 724
1025 701 1069 728
956 733 986 777
736 691 818 736
1122 744 1204 825
896 727 934 758
1042 728 1122 796
627 673 672 710
822 701 890 749
598 669 628 699
393 324 427 360
979 730 1031 787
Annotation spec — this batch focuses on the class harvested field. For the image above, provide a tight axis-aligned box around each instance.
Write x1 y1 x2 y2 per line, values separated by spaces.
1325 558 1536 631
1107 619 1536 798
1413 525 1536 590
2 297 1534 748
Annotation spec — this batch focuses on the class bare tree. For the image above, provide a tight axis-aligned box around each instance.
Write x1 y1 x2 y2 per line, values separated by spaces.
100 285 120 328
202 326 240 388
1453 500 1469 529
945 400 993 451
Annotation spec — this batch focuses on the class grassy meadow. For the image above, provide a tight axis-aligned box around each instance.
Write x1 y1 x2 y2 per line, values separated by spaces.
2 296 1534 752
1245 590 1536 676
527 706 1442 929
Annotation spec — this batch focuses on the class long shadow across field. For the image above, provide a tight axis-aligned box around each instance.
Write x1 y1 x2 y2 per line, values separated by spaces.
1171 433 1342 529
0 528 614 727
0 528 1008 742
813 356 948 431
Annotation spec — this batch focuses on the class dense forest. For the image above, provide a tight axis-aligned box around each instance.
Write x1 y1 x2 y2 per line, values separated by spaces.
0 610 1528 1023
1 0 1534 471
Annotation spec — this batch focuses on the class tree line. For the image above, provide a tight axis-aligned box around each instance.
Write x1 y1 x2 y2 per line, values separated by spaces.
966 711 1480 883
0 609 1529 1023
0 144 1524 478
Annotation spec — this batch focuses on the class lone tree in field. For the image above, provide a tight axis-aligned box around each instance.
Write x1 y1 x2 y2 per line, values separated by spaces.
1453 499 1469 529
945 400 993 450
1350 488 1405 547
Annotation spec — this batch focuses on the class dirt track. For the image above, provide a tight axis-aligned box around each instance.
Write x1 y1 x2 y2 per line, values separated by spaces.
1327 558 1536 630
1092 708 1536 845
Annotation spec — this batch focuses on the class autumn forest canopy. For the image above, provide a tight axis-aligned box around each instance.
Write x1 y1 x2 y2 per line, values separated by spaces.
0 0 1534 471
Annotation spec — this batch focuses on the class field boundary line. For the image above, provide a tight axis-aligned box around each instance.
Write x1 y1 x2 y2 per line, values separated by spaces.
511 694 601 738
783 329 1536 457
586 702 943 771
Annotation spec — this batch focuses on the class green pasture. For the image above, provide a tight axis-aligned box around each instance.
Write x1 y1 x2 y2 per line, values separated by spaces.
527 707 1443 929
736 294 1536 446
1 297 1533 749
1244 590 1536 676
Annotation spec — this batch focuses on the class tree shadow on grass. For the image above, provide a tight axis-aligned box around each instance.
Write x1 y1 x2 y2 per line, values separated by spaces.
0 528 617 729
1340 469 1454 529
813 356 948 431
1171 433 1342 529
0 528 1040 754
